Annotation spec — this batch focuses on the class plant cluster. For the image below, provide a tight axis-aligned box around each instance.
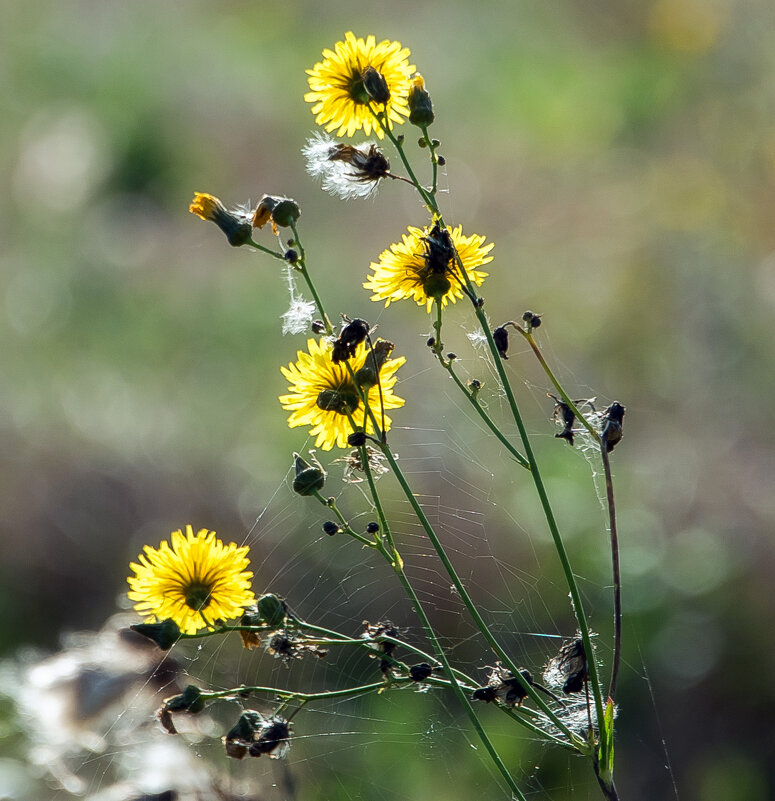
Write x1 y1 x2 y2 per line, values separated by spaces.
128 32 626 800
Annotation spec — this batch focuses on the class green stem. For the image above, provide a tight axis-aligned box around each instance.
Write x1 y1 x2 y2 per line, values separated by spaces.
311 490 376 547
421 125 439 196
376 441 584 747
247 237 287 261
601 444 622 702
516 328 599 441
372 109 435 211
442 357 530 470
289 220 333 335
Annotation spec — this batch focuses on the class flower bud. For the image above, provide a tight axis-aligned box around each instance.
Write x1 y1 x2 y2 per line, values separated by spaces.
256 593 289 628
361 65 390 104
130 618 181 651
292 452 326 496
271 198 301 228
189 192 253 247
408 74 435 127
163 684 205 714
254 195 301 229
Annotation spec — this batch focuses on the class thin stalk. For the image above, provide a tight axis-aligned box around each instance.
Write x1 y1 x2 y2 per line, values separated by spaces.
442 356 530 470
420 125 439 196
247 237 287 261
516 328 599 441
311 490 376 547
601 444 622 701
289 220 333 335
204 679 408 704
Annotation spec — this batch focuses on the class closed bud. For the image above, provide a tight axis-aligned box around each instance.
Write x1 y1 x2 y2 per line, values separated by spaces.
271 198 301 228
292 452 326 496
130 618 181 651
408 74 434 127
256 593 289 628
163 684 205 714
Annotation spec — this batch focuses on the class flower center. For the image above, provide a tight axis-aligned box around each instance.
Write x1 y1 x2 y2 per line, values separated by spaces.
317 388 360 415
184 582 212 611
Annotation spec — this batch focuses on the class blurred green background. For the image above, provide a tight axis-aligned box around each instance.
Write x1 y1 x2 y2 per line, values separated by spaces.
2 0 774 799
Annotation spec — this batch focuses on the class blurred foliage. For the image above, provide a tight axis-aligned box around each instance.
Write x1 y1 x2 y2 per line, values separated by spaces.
1 0 775 799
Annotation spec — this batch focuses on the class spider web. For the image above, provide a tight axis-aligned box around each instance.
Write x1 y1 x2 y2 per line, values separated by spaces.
1 307 674 801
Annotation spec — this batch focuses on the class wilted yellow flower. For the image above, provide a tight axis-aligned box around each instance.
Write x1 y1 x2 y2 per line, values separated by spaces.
305 32 415 139
364 221 493 312
189 192 253 247
128 526 256 635
279 337 405 450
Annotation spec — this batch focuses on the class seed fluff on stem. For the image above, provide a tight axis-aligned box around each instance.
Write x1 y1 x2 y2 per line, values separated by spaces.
303 132 391 199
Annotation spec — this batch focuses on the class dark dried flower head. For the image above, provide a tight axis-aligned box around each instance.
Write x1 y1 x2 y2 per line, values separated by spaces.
544 637 589 695
355 339 395 389
472 663 532 708
601 402 625 453
493 326 509 359
409 662 435 682
224 710 291 760
473 663 560 707
548 393 576 446
304 133 390 200
522 310 542 330
362 619 400 655
267 630 327 665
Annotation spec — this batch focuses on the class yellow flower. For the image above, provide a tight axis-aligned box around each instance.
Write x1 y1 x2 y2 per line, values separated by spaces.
128 526 256 635
305 32 415 139
279 337 405 450
364 222 494 312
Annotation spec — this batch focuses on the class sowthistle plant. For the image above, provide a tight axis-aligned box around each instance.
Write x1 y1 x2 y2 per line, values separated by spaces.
127 32 626 800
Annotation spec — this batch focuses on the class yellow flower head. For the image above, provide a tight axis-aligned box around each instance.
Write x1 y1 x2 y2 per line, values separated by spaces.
305 32 415 139
279 337 406 450
364 221 493 312
128 526 256 635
